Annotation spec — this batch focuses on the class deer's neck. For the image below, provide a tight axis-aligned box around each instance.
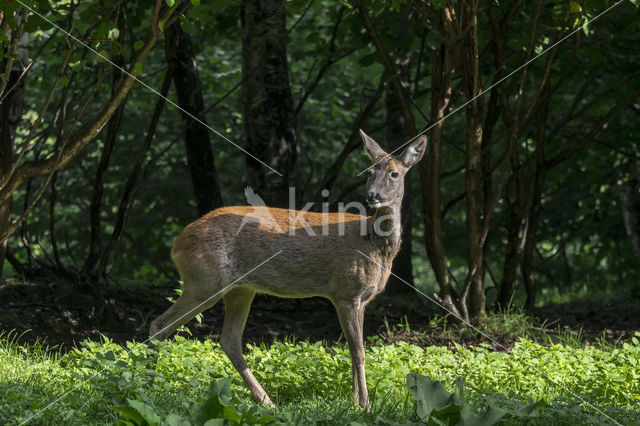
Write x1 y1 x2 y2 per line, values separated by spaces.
367 200 403 257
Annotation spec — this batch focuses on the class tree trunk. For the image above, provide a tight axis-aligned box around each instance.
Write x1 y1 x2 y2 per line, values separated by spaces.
460 0 485 318
420 6 463 320
499 185 522 310
241 0 296 207
385 74 414 297
83 65 125 275
0 66 23 278
98 70 173 275
499 138 527 310
166 26 223 216
0 10 26 278
522 165 545 314
481 86 499 307
522 109 548 315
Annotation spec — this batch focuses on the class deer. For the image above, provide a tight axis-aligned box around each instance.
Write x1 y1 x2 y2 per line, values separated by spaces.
149 130 427 409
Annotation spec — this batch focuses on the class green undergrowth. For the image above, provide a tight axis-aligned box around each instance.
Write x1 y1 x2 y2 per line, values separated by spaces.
1 330 639 425
378 310 628 350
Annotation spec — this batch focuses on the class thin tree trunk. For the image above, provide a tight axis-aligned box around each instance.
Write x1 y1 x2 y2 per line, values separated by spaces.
421 6 463 320
522 166 545 315
49 171 64 272
499 190 521 309
492 0 544 311
522 107 548 314
166 26 223 216
0 17 26 278
98 70 172 275
460 0 485 318
385 54 414 297
241 0 296 207
499 131 527 310
481 86 499 306
83 61 126 275
0 77 17 277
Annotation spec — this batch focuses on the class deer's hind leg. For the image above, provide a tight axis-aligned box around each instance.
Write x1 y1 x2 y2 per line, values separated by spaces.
150 275 228 341
219 287 274 407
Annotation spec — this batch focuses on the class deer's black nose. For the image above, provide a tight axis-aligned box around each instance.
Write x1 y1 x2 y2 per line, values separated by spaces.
367 192 384 205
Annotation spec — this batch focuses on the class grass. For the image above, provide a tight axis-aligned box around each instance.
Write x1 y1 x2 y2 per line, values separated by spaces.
0 322 639 425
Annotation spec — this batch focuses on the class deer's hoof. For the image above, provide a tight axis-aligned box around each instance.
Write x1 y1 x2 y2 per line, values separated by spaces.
260 395 275 409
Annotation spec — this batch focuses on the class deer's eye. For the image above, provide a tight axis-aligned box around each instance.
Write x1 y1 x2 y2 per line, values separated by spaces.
390 172 399 179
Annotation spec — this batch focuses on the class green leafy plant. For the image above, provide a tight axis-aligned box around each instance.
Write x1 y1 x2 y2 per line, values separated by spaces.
112 378 277 426
70 337 159 404
1 332 639 424
407 373 542 425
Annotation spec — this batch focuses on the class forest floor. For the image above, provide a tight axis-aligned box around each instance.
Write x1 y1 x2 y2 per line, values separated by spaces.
0 278 638 352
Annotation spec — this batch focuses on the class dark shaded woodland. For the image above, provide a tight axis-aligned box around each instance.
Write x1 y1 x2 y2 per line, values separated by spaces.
0 0 638 342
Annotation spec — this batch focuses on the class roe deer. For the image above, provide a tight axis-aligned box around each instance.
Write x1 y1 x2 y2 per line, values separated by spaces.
149 130 427 409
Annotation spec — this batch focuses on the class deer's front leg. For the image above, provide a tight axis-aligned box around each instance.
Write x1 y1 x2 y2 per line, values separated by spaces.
335 300 370 410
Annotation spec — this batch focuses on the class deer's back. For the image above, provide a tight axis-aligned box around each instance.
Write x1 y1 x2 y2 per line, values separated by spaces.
170 206 388 300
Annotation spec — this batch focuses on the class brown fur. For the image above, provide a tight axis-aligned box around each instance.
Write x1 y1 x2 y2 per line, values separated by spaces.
149 130 427 409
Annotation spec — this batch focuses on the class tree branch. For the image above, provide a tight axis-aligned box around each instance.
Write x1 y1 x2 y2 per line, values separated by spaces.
355 0 417 136
312 74 385 206
0 2 179 205
547 85 640 168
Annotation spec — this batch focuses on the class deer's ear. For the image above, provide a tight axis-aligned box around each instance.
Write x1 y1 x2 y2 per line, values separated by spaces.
360 129 386 161
398 135 427 168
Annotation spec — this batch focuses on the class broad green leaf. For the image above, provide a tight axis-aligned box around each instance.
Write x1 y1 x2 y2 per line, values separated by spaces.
407 373 463 421
459 403 508 426
125 399 162 425
194 378 240 423
111 405 146 425
165 413 192 426
202 420 224 426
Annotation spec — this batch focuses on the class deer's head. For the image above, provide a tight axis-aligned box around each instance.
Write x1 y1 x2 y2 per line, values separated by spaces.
360 129 427 209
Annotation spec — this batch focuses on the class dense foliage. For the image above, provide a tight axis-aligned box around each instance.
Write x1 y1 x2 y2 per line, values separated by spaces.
1 332 639 424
